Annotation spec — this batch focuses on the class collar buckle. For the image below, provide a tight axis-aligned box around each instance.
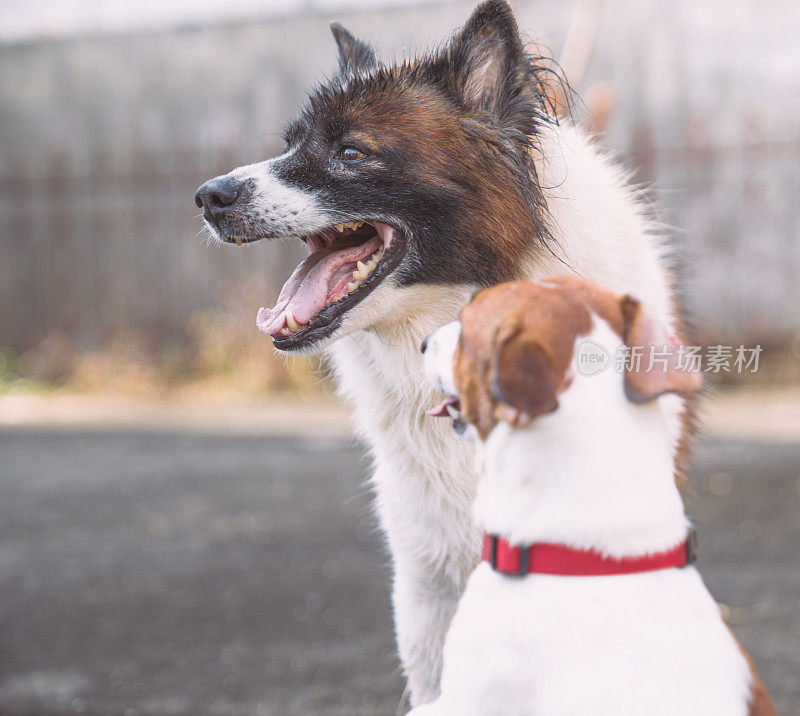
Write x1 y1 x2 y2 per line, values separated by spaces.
487 533 530 576
488 533 498 570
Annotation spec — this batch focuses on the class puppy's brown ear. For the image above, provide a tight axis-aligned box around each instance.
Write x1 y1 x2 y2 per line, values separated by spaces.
621 295 702 403
490 325 559 426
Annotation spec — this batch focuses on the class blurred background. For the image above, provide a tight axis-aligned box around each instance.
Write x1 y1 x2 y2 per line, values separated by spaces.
1 0 798 714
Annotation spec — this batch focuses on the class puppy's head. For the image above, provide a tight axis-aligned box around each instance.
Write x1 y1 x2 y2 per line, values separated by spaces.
423 276 702 440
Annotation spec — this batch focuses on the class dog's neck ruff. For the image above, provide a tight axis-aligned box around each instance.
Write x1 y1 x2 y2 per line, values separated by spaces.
482 529 697 577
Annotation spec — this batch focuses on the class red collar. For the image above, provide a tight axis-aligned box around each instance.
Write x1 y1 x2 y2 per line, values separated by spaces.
482 530 697 577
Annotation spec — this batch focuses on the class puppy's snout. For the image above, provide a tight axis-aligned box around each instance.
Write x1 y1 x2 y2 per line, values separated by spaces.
421 320 461 397
194 176 247 223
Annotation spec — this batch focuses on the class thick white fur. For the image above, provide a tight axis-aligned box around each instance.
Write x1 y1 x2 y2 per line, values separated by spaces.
412 319 751 715
327 122 686 705
221 149 336 239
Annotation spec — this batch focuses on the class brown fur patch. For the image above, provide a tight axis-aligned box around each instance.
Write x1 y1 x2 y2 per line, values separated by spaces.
725 626 777 715
492 327 560 424
332 77 540 281
454 280 593 438
453 276 701 439
619 293 703 402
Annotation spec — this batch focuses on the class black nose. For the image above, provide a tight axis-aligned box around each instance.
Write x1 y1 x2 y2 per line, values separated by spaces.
194 176 245 221
420 335 431 354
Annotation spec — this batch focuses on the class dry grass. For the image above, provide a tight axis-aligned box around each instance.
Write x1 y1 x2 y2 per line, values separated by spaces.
2 312 797 401
1 308 329 401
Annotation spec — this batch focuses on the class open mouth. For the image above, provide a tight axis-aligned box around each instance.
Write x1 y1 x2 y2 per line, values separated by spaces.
426 395 461 418
426 395 467 434
253 221 405 349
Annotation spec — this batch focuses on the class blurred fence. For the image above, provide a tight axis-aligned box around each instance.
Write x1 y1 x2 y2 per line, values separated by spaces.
0 140 288 352
0 0 798 367
589 0 800 347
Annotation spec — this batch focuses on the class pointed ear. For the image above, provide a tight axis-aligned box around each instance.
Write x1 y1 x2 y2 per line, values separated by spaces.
330 22 377 75
490 323 559 426
621 295 702 403
447 0 528 116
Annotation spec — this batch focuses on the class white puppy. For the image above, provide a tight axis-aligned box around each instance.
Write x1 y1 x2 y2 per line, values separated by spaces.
413 277 774 716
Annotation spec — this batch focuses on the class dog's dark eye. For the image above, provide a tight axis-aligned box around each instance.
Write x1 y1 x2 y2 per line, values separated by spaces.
339 147 367 162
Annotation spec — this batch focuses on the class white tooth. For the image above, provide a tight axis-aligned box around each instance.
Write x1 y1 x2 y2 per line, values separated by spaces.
447 405 460 419
347 281 359 293
280 327 292 337
285 310 299 331
357 260 368 274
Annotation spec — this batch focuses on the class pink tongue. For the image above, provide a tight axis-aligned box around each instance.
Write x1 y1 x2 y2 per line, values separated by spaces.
257 235 381 334
426 396 460 417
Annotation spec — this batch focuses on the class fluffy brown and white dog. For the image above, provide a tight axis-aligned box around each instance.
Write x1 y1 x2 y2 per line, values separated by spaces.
195 0 686 705
416 277 775 716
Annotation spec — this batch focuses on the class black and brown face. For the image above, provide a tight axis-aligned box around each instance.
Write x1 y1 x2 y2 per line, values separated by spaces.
194 0 555 352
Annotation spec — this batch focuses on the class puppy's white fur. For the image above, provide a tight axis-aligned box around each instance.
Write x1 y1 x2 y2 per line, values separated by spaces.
412 318 751 715
328 122 684 704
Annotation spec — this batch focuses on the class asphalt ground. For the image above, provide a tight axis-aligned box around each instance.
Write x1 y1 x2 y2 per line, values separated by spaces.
0 430 798 715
